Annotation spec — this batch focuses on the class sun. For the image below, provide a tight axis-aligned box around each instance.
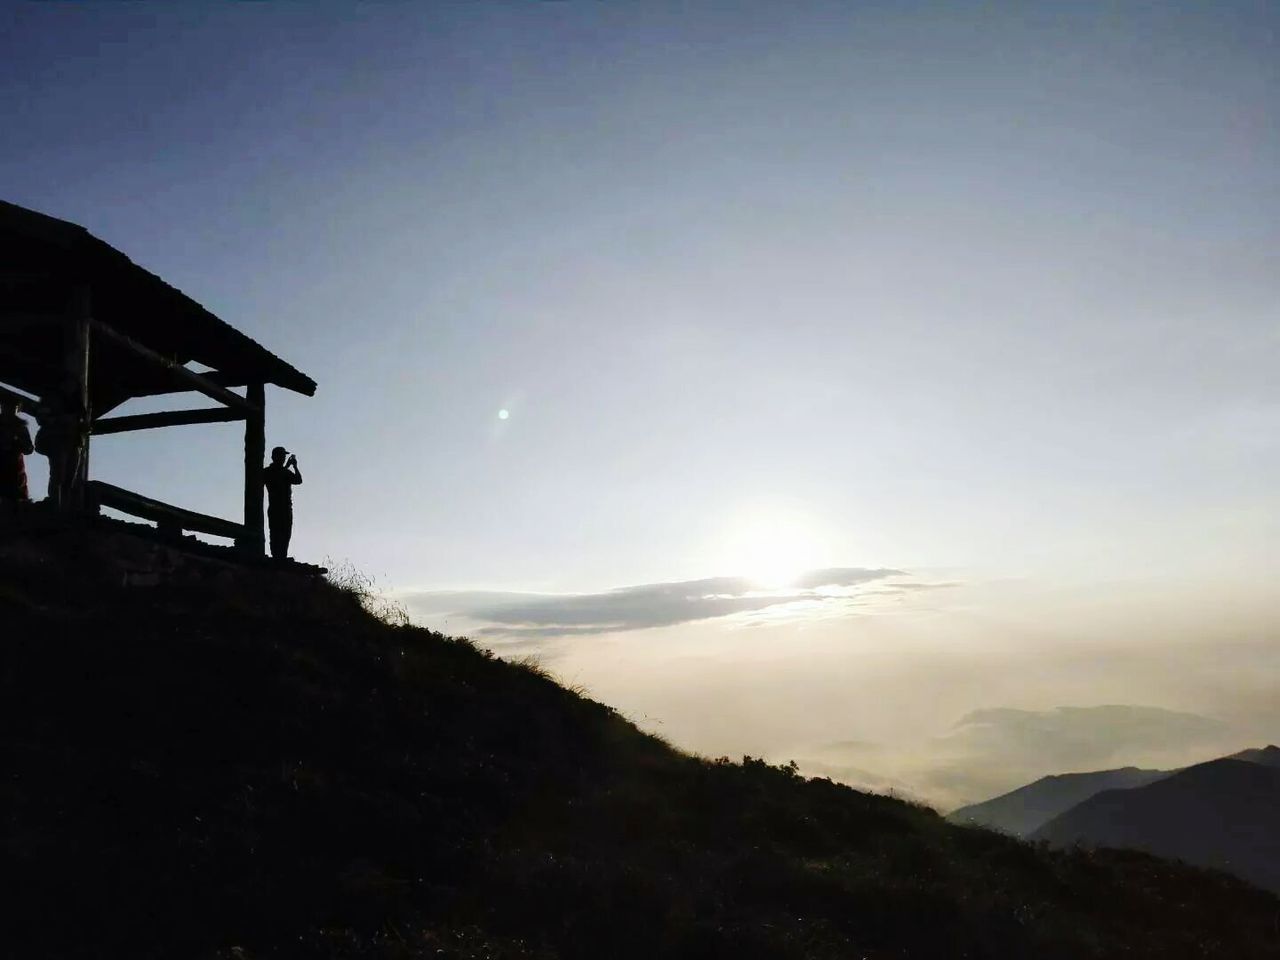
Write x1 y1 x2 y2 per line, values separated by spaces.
721 506 822 589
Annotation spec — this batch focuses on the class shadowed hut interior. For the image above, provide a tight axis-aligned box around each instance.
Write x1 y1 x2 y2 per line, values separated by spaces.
0 199 316 556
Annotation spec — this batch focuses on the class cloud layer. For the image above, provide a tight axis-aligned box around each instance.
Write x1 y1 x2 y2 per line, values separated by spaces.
402 567 947 639
941 705 1229 771
789 704 1240 811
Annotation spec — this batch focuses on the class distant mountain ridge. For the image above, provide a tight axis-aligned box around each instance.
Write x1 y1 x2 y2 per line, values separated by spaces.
1229 744 1280 768
948 744 1280 840
1032 755 1280 893
947 766 1169 837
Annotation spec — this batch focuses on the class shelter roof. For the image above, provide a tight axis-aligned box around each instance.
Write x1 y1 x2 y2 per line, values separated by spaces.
0 199 316 412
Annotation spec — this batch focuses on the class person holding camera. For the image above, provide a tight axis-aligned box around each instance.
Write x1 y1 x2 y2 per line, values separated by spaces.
262 445 303 559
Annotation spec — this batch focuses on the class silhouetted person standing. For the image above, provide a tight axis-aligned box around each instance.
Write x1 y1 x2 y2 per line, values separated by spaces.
0 397 34 506
35 385 88 509
263 445 302 559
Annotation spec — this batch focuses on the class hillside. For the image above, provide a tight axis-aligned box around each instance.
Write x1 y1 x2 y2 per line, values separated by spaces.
1033 758 1280 895
947 767 1169 838
3 561 1279 959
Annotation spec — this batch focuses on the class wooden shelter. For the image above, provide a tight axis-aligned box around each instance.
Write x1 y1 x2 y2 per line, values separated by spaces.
0 199 316 556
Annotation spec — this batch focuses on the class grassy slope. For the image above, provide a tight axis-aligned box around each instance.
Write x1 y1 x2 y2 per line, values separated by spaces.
2 569 1278 960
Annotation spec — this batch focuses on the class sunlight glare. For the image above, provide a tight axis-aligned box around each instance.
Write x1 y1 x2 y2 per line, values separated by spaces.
722 505 824 589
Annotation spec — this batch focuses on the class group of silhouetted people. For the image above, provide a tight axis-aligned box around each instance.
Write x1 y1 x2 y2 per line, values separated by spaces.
0 388 90 510
0 394 86 508
0 395 304 560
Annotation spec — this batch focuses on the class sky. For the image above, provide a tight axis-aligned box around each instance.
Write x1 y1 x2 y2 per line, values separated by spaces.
2 1 1276 808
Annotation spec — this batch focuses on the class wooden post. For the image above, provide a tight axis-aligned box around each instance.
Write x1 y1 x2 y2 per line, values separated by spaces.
241 381 266 555
63 285 92 511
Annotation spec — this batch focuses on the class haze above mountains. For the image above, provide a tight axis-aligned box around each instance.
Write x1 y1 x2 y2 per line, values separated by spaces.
949 745 1280 892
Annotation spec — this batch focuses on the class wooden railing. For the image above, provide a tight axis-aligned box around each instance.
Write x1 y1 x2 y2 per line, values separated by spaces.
88 480 246 543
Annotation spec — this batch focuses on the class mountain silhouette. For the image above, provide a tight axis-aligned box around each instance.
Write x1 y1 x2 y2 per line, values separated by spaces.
2 547 1279 958
1229 744 1280 768
1032 756 1280 893
947 745 1280 839
947 766 1170 837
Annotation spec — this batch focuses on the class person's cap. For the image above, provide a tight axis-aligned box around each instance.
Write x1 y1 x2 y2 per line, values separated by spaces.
272 445 287 458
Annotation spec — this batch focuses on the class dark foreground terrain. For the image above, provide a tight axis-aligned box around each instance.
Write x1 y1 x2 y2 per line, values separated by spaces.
2 560 1278 960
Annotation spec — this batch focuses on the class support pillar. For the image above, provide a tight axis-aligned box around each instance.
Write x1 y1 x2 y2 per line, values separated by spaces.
241 381 266 556
58 285 91 511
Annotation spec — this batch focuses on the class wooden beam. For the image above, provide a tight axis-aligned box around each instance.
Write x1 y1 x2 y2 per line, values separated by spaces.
90 320 256 412
88 480 246 542
92 407 248 436
241 381 266 556
63 286 92 511
124 370 252 398
0 381 43 415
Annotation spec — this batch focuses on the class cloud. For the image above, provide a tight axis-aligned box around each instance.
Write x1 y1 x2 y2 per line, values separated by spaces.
787 705 1240 811
399 567 946 640
789 568 900 589
916 705 1236 808
941 705 1230 770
